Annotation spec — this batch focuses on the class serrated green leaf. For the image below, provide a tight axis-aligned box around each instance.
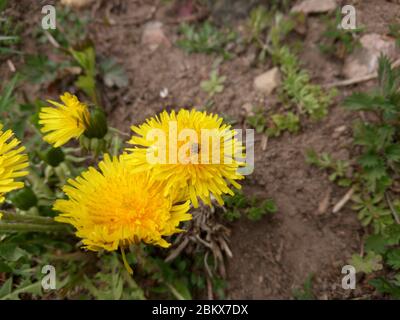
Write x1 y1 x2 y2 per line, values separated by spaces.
349 251 383 274
370 277 400 298
385 144 400 162
363 165 388 184
358 152 383 168
387 249 400 270
177 22 235 58
365 234 390 255
354 123 395 152
378 55 400 97
100 58 128 88
385 225 400 244
268 112 300 137
343 92 386 111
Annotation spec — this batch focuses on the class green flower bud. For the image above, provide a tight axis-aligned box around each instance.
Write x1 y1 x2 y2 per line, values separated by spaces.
84 108 108 139
38 205 57 217
43 147 65 167
9 187 38 211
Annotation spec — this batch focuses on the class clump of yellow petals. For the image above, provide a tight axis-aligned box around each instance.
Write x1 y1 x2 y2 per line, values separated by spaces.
0 124 29 203
39 93 90 147
54 155 191 251
125 109 245 207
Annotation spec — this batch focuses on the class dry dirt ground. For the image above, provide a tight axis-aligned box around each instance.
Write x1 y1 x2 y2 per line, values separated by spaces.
8 0 400 299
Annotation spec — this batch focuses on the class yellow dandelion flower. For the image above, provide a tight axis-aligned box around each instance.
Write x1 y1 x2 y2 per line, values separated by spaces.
54 154 191 252
39 93 90 147
0 124 29 203
125 109 245 208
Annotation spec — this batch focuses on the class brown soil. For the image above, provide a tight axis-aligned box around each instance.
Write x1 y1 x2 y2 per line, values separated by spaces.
8 0 400 299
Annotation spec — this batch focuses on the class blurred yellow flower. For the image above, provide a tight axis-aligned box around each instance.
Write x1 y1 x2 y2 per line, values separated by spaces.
0 124 29 203
54 155 191 252
125 109 245 207
39 93 90 147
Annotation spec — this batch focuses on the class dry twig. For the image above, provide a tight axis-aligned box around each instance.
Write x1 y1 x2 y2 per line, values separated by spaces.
324 58 400 88
332 187 355 213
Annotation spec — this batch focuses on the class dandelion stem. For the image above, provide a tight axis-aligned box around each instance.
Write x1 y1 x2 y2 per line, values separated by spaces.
0 211 59 225
0 222 69 233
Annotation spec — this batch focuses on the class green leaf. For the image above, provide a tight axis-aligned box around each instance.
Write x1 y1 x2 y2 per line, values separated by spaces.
353 123 394 152
0 244 28 262
0 0 8 12
22 55 65 84
385 144 400 162
223 191 249 209
358 152 383 168
355 200 393 234
0 280 42 300
365 234 390 255
387 249 400 270
0 278 12 298
343 92 386 111
261 199 278 213
363 165 389 191
84 272 123 300
223 208 241 222
70 46 96 76
200 69 225 97
385 225 400 244
75 74 96 102
100 58 128 88
0 259 12 273
378 55 400 97
349 251 383 274
370 277 400 298
292 273 315 300
0 74 19 112
169 279 192 300
247 199 277 221
248 6 271 40
177 22 236 58
305 149 321 166
267 112 300 137
277 46 334 120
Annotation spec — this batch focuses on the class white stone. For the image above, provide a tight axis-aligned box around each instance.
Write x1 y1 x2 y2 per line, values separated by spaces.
253 67 281 95
142 21 171 51
241 102 254 116
291 0 337 14
343 33 398 78
61 0 94 8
